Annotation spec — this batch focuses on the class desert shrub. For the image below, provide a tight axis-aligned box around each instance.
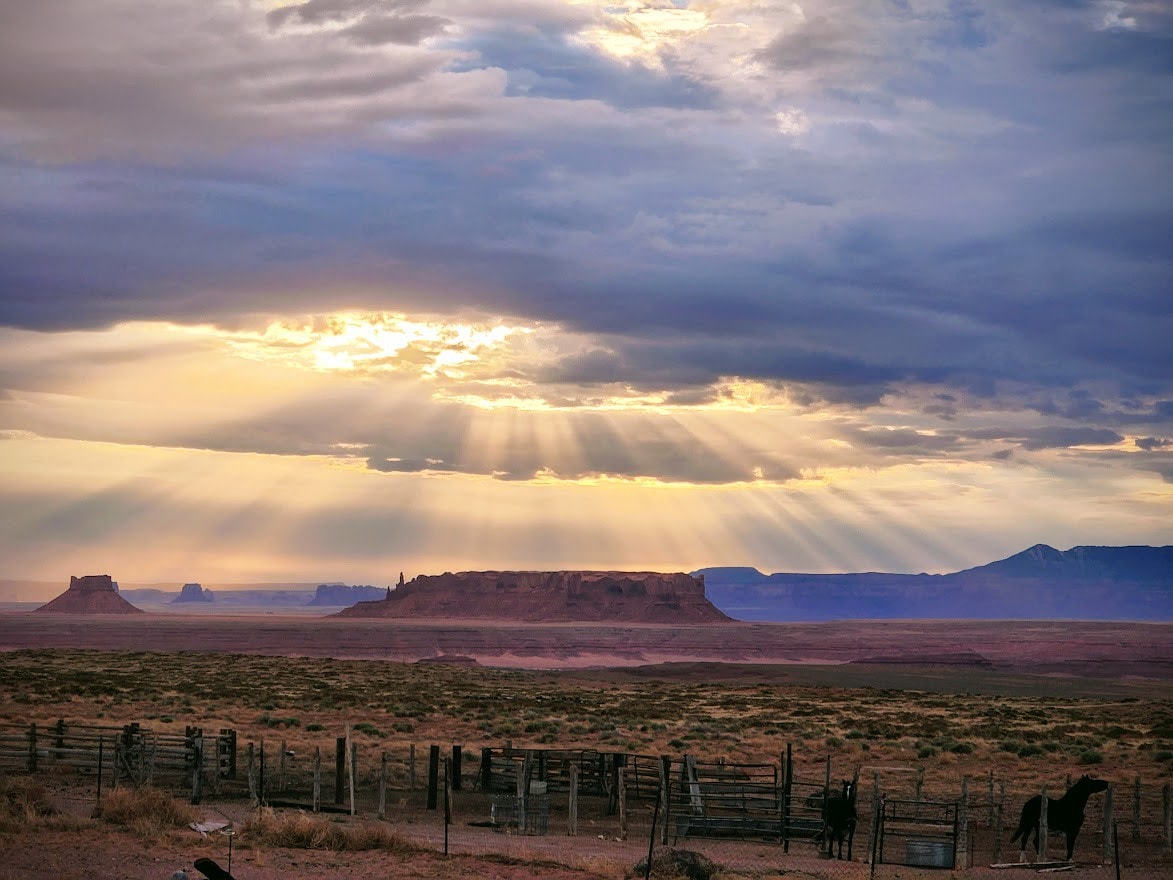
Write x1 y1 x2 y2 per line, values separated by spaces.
1018 744 1045 758
306 723 325 732
257 713 299 729
96 786 201 839
1155 751 1173 762
391 721 415 733
999 740 1023 753
917 746 937 759
352 722 382 737
1079 750 1104 765
949 742 974 755
241 809 422 852
826 737 844 749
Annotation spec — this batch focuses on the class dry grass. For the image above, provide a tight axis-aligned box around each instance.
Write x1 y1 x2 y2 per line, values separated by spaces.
241 806 423 852
95 785 202 840
0 775 53 831
0 774 90 833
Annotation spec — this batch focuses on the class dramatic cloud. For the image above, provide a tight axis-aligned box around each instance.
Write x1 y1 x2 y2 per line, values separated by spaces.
0 1 1169 579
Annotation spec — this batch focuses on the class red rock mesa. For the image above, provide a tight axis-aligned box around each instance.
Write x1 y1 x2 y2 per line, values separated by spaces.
34 575 144 614
334 571 731 623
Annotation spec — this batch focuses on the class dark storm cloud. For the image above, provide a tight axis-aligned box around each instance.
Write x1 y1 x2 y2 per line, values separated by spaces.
0 0 1170 440
966 426 1125 451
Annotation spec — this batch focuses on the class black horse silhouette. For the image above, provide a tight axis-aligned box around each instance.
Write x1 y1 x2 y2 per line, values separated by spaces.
1010 775 1109 861
824 777 858 860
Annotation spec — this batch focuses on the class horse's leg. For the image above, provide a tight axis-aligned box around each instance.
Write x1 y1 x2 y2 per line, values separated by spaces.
1066 818 1082 862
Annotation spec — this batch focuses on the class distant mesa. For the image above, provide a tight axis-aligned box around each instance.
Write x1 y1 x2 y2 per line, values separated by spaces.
34 574 144 614
334 571 731 623
172 582 214 603
307 583 388 607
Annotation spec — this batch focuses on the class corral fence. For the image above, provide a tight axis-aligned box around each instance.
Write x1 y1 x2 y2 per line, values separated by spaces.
3 721 1172 873
0 720 234 799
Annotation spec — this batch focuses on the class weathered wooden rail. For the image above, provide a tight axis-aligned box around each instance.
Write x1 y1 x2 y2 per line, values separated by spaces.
0 720 236 788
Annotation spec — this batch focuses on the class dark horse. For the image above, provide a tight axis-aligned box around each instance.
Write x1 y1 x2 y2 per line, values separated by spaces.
1010 775 1109 862
824 777 858 860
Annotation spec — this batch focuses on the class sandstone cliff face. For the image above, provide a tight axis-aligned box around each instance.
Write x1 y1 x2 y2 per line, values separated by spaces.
335 571 730 623
35 575 143 614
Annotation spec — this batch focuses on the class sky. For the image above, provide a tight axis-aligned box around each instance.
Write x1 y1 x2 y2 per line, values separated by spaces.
1 0 1170 586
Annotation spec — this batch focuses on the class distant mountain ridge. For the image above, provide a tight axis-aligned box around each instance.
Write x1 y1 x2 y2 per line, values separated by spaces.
695 544 1172 622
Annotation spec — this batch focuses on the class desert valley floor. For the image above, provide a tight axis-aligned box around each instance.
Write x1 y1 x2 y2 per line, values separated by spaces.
1 615 1170 880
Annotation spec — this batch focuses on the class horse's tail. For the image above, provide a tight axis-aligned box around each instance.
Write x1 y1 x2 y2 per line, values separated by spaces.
1009 819 1025 844
1010 797 1038 845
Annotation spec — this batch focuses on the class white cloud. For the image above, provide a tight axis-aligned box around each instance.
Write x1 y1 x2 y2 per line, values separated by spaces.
774 107 810 136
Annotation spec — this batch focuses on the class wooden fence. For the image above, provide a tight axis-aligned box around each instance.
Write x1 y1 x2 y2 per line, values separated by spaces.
0 720 235 791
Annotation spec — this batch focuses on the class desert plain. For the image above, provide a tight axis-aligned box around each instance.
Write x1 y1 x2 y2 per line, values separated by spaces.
0 614 1170 880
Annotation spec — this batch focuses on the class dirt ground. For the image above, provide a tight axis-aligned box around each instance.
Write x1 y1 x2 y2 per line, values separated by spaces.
2 616 1170 681
1 773 1165 880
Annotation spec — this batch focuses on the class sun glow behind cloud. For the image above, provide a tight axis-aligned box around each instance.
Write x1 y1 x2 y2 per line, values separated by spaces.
573 2 711 66
0 313 1168 583
222 313 526 379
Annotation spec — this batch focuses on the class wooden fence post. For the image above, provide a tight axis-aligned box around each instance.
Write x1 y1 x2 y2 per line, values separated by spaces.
279 738 287 792
313 746 321 813
349 734 357 816
568 763 579 836
987 771 995 825
443 756 453 833
334 736 346 805
54 719 65 761
915 767 924 812
427 744 440 810
247 743 257 806
452 745 462 791
259 739 266 807
27 723 37 773
378 751 388 820
618 766 627 841
869 795 884 879
409 743 416 792
96 735 105 804
1039 785 1049 861
221 728 237 780
1103 783 1114 865
958 776 969 869
481 747 492 791
191 735 204 805
994 781 1005 864
1133 776 1141 840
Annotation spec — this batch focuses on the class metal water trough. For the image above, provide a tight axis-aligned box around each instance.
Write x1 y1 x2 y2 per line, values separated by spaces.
906 839 954 868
